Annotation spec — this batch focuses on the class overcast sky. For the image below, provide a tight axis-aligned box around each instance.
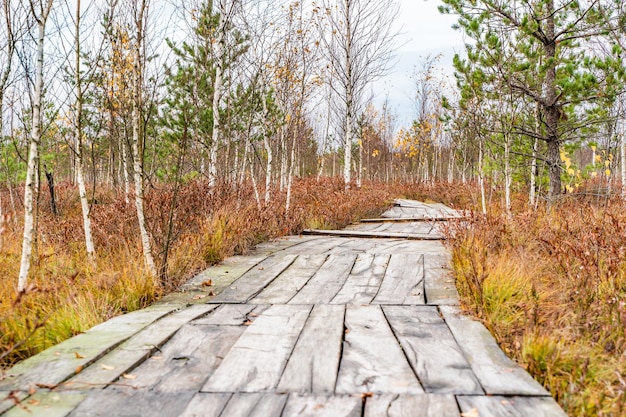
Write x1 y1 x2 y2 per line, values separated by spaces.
374 0 465 127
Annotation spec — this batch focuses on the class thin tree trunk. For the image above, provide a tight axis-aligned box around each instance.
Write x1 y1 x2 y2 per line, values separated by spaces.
18 0 53 292
209 4 226 187
74 0 96 262
504 135 511 216
132 0 156 276
479 138 487 215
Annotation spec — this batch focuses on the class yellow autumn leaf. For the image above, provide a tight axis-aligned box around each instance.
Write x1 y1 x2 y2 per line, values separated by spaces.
606 169 611 177
567 168 575 175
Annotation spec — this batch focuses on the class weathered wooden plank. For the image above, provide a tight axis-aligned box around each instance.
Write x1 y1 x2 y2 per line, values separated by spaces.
279 237 352 254
345 222 386 232
440 306 548 396
0 391 28 415
361 217 454 223
179 393 232 417
3 391 87 417
208 254 297 303
364 394 460 417
67 304 217 389
289 254 357 304
331 254 390 305
202 305 311 393
277 305 344 394
457 395 568 417
386 222 435 235
382 306 482 394
119 324 244 392
423 252 459 305
251 255 328 304
191 304 269 326
323 239 384 254
253 236 321 254
302 229 443 240
370 240 445 255
67 389 195 417
219 393 288 417
336 305 424 394
0 304 180 391
394 199 431 209
281 395 361 417
372 254 425 305
178 254 267 293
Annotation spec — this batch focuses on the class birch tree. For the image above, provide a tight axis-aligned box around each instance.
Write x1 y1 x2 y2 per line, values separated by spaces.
130 0 156 275
17 0 53 292
72 0 96 262
320 0 399 187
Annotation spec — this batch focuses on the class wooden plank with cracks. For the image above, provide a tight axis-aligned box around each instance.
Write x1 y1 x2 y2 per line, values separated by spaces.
277 305 344 394
202 305 311 393
335 305 424 394
68 304 217 389
281 394 361 417
364 394 461 417
331 254 390 305
440 306 548 396
0 304 180 391
289 254 357 304
457 395 568 417
372 254 425 305
382 306 482 394
302 229 443 240
251 255 328 304
208 254 297 303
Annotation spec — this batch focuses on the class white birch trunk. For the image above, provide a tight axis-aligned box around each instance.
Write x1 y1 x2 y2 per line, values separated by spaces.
285 124 298 213
264 136 272 204
132 0 156 276
74 0 95 262
504 135 512 216
209 5 226 188
479 138 487 215
18 0 53 292
122 133 130 205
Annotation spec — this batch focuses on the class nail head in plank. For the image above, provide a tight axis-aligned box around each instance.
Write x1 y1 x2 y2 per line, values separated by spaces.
456 395 568 417
382 306 482 394
208 254 298 303
372 254 424 305
440 306 548 396
336 305 424 394
289 254 357 304
202 305 311 393
281 394 361 417
364 394 461 417
277 305 344 394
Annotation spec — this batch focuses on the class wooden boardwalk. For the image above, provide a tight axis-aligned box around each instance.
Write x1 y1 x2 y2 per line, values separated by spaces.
0 200 566 417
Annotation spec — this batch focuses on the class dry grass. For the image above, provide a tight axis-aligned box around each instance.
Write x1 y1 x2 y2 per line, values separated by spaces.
448 194 626 417
0 177 471 368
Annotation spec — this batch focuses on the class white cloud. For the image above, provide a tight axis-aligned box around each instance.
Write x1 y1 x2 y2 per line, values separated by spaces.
373 0 465 127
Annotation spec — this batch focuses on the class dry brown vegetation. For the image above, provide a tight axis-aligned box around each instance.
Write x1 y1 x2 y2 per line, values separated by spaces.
0 177 467 368
448 192 626 417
